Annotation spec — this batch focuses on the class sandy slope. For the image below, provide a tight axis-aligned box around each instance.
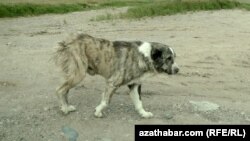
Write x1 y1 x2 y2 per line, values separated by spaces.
0 8 250 141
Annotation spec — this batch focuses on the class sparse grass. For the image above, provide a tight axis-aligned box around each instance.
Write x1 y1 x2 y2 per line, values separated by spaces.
97 0 152 7
0 0 88 4
93 0 250 21
0 0 151 18
0 0 150 4
0 0 249 18
91 13 119 21
0 3 90 18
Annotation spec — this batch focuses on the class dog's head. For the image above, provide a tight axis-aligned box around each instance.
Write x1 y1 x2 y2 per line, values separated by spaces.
151 44 179 75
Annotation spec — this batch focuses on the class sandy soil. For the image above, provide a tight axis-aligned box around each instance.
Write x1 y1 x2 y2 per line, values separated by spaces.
0 8 250 141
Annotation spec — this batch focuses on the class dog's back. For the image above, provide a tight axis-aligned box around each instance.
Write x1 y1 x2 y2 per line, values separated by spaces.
54 33 151 80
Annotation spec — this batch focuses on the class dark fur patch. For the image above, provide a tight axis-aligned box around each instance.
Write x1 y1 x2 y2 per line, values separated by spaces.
77 33 93 40
128 84 134 90
128 84 142 100
138 85 141 100
151 47 164 70
134 41 143 46
113 41 142 48
98 39 110 50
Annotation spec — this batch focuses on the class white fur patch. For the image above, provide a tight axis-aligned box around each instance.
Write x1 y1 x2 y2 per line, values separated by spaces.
138 42 152 58
94 101 107 117
169 47 174 55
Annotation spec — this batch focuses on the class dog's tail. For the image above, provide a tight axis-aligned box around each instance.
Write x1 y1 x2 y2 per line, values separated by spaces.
53 35 87 82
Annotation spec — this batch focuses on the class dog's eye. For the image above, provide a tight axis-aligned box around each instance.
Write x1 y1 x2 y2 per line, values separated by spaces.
166 57 172 61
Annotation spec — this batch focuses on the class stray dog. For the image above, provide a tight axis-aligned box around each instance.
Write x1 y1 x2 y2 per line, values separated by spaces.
54 33 179 118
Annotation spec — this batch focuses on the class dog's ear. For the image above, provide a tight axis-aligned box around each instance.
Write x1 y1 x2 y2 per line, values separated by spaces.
151 48 163 61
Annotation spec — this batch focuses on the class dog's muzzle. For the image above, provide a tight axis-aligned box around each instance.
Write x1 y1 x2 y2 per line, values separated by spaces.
164 63 179 75
162 63 179 75
171 63 179 74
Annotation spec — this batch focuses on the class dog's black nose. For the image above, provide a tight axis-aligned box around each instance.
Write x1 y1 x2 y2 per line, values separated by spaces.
174 67 179 74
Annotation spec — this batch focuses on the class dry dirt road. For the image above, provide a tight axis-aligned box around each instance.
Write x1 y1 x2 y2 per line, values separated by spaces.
0 8 250 141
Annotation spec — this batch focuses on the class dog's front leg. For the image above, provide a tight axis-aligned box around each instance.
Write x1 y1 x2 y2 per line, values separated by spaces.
94 84 117 118
129 84 153 118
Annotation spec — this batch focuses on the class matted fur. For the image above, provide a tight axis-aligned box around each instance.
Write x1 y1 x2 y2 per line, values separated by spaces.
53 33 179 118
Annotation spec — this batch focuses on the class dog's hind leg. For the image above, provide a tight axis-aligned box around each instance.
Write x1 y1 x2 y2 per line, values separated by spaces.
56 74 85 114
94 84 117 118
128 84 153 118
55 48 87 114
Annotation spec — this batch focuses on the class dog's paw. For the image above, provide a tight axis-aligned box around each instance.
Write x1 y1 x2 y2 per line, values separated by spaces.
61 105 76 114
141 111 154 118
94 111 103 118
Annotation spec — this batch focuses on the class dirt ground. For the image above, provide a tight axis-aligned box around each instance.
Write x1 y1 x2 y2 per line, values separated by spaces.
0 8 250 141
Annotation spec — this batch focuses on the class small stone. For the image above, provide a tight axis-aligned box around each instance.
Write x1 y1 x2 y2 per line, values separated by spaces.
62 126 79 141
6 42 11 46
245 117 250 122
189 101 219 112
164 112 174 120
44 107 49 111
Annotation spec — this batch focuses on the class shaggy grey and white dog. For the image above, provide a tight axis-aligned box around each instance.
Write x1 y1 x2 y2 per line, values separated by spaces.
54 33 179 118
